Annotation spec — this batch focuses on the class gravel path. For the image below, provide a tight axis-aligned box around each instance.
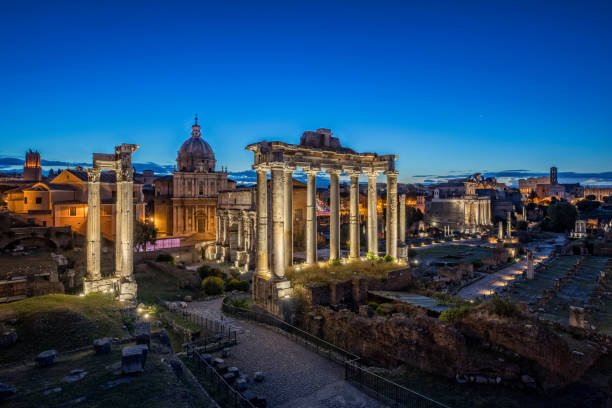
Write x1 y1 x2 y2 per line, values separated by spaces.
187 299 387 408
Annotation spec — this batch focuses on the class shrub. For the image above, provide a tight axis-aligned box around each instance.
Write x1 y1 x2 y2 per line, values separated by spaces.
156 253 175 264
201 277 225 295
228 297 251 309
439 305 471 323
487 295 519 318
382 254 394 263
329 258 341 266
197 265 224 280
225 278 249 292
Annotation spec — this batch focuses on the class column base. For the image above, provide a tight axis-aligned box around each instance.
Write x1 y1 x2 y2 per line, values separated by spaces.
118 279 138 303
252 274 296 323
83 277 119 295
397 243 409 261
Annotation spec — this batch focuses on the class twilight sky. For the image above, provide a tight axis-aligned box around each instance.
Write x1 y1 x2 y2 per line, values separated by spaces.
1 1 611 185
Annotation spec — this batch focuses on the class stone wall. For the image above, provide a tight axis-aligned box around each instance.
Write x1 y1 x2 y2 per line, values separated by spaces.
302 267 416 309
301 304 603 390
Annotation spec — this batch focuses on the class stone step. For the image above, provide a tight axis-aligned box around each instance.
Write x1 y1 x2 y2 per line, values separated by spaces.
276 281 292 290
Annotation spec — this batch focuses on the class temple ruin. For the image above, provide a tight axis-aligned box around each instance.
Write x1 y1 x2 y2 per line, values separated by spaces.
246 128 399 317
84 143 139 303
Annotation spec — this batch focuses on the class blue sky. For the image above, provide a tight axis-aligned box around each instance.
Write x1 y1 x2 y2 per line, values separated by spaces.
1 1 611 185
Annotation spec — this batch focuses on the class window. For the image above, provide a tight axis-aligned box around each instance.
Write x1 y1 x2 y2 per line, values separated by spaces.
36 197 42 204
69 207 77 216
24 197 27 204
295 208 303 221
42 221 47 227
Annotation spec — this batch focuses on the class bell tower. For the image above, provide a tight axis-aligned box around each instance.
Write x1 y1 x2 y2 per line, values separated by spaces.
23 149 42 181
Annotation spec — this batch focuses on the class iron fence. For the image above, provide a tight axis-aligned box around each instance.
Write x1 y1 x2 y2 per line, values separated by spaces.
222 295 450 408
189 347 256 408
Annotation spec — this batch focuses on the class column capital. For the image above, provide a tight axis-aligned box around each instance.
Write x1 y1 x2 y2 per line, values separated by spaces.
269 162 286 170
384 170 399 177
116 167 134 182
365 170 379 179
326 168 342 175
86 168 101 183
345 169 362 177
283 164 296 173
304 167 320 175
253 164 270 173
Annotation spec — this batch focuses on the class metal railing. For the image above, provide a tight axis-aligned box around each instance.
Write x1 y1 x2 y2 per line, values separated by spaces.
222 295 450 408
188 346 256 408
166 302 238 337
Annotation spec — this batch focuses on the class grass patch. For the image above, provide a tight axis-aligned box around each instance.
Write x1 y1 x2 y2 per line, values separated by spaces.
135 264 202 304
0 294 128 364
227 297 253 309
439 305 473 323
286 259 402 285
161 310 203 333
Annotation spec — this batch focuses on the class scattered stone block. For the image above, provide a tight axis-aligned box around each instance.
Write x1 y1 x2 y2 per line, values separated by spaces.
100 377 132 390
227 367 239 377
216 365 228 374
212 357 224 367
121 345 148 375
62 369 87 383
43 387 61 396
0 330 18 349
0 383 16 399
222 348 230 357
93 338 112 355
223 372 236 383
35 350 58 367
180 301 188 309
134 321 151 346
235 378 247 391
202 354 212 364
254 371 264 382
184 295 192 302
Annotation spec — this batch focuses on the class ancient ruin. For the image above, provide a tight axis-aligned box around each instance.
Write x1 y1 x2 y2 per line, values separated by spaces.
246 129 399 317
84 143 139 303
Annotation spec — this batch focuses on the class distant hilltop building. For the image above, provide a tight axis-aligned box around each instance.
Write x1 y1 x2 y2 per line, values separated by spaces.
154 115 235 237
518 166 584 201
23 149 42 181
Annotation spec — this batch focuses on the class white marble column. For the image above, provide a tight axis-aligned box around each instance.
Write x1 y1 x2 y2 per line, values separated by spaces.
255 166 269 276
385 171 398 258
283 167 293 267
119 168 134 280
349 172 360 260
398 193 406 244
367 171 379 255
115 177 123 277
237 213 244 250
306 169 318 264
270 164 285 278
328 169 341 261
86 168 101 281
215 214 220 244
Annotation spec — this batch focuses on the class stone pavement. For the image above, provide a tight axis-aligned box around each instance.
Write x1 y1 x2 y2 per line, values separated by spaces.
187 299 387 408
458 233 566 300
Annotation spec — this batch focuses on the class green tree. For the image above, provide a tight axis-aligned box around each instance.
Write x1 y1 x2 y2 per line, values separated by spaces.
576 199 600 213
134 221 157 250
545 201 578 232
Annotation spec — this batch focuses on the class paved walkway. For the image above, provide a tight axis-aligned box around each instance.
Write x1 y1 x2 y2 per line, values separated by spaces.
186 299 387 408
458 233 566 300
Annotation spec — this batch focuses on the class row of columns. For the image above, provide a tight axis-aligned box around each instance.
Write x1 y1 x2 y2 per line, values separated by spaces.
86 166 135 282
256 164 399 280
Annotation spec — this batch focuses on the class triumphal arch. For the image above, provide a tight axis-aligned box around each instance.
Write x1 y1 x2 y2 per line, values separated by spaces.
246 128 400 317
84 143 139 303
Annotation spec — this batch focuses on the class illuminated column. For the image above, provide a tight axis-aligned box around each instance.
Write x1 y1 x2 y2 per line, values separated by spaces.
115 173 123 277
306 169 318 264
86 168 101 281
385 171 398 258
506 211 512 239
237 212 243 250
398 193 406 244
215 214 220 244
328 169 341 261
270 164 285 278
118 168 134 280
283 167 294 267
349 172 360 260
498 221 504 241
366 171 379 255
255 166 269 276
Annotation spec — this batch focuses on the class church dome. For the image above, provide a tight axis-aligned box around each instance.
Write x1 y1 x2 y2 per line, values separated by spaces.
176 115 216 172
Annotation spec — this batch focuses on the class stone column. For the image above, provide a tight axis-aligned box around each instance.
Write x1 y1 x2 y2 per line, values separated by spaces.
398 193 406 244
349 172 360 260
498 221 504 241
115 176 123 277
366 171 379 255
385 171 398 258
506 211 512 239
86 168 101 281
118 168 134 280
215 214 220 244
306 169 318 264
328 169 341 261
270 164 285 278
283 167 293 267
237 212 243 250
255 166 269 276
